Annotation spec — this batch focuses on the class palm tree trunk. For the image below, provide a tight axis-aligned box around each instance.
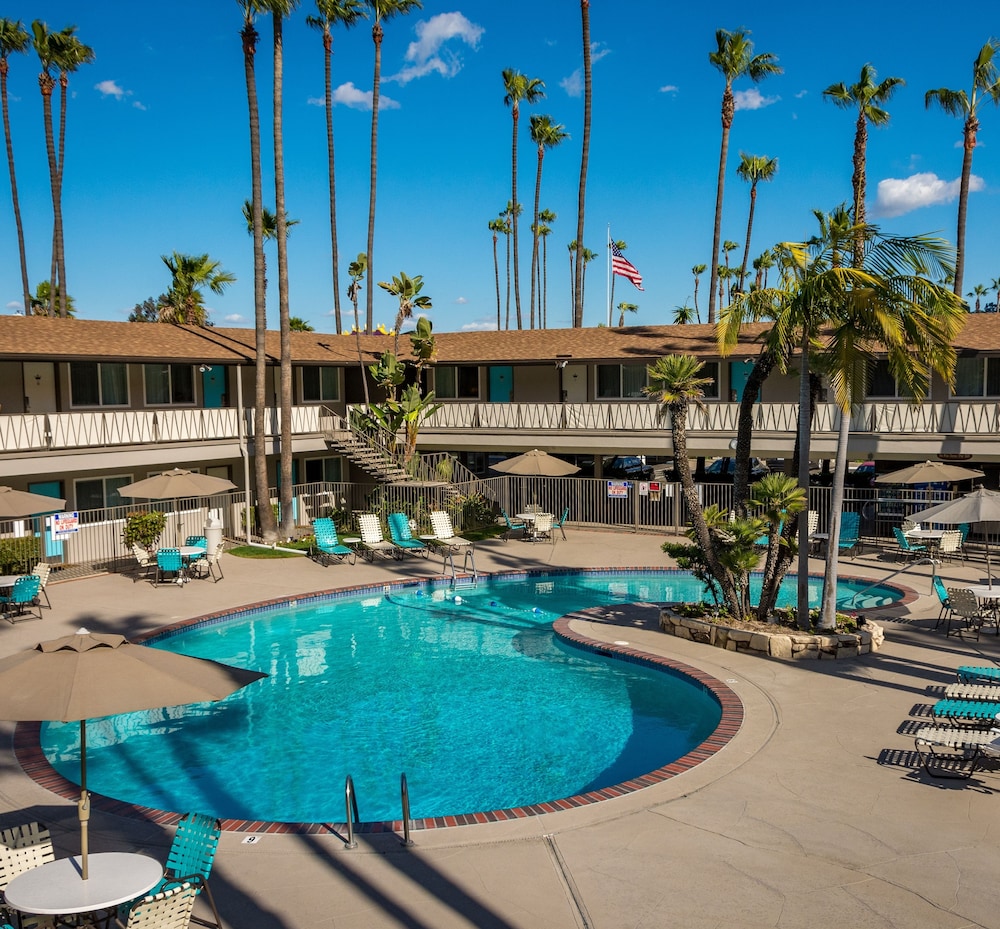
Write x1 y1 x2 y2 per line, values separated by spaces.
708 96 733 324
242 14 277 542
504 225 511 329
796 332 812 628
1 63 30 313
954 117 977 296
573 0 591 328
529 147 543 329
510 106 522 329
491 232 500 330
39 75 57 315
366 21 383 333
321 27 343 333
738 185 757 292
542 235 548 327
55 73 68 316
818 403 851 630
273 11 294 539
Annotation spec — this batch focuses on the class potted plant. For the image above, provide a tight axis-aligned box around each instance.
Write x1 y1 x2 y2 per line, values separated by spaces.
122 511 167 553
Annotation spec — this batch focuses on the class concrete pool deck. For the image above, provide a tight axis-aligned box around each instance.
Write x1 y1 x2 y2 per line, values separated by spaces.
2 530 1000 928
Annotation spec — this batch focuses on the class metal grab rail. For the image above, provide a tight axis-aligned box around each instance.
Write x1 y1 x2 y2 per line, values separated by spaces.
344 774 359 849
400 773 414 847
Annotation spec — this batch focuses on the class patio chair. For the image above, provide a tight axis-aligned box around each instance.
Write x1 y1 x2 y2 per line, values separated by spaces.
938 529 963 562
552 506 570 540
154 549 183 587
131 544 155 584
194 543 225 582
932 575 952 630
945 587 989 640
500 508 527 541
120 881 199 929
0 821 54 911
357 513 401 561
892 526 926 562
184 536 208 565
0 576 42 623
932 699 1000 727
429 511 474 550
530 512 554 542
901 519 921 535
310 517 355 566
30 563 51 609
837 511 861 557
913 725 1000 779
153 812 223 929
387 513 429 558
958 523 971 557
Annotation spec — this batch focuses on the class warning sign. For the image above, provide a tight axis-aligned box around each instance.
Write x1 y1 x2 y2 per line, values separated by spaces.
51 511 79 540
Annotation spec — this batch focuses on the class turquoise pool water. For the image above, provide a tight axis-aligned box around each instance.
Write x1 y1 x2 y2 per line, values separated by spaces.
40 570 902 824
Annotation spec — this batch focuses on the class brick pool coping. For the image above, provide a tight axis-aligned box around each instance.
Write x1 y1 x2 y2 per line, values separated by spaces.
15 566 842 836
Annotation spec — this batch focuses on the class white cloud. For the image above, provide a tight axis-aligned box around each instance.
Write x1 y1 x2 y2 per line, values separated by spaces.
132 101 147 111
561 42 610 98
659 84 679 95
460 319 497 331
223 313 246 324
95 79 127 99
386 12 483 85
873 171 984 218
5 301 22 310
733 88 779 111
331 82 400 111
455 296 468 304
795 89 808 99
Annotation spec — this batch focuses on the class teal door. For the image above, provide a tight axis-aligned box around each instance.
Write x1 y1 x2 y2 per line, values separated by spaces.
488 366 513 402
729 362 758 403
202 366 226 408
28 480 64 559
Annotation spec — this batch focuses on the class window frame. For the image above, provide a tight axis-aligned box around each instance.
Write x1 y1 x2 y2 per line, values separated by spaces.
301 365 341 403
69 361 130 408
143 363 196 407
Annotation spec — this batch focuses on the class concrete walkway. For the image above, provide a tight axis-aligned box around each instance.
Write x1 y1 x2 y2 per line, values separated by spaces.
2 531 1000 928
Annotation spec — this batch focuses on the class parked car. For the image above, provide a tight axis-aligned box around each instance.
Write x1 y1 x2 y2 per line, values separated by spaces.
845 461 876 488
701 457 770 482
602 455 654 481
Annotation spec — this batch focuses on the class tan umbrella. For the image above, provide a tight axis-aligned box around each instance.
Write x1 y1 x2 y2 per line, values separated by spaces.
0 486 65 517
490 450 580 477
874 460 985 485
910 487 1000 580
117 468 237 499
0 629 266 880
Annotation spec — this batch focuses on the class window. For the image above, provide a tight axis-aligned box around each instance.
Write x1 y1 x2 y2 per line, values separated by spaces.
304 457 343 483
434 365 479 399
597 364 648 398
70 362 128 407
868 360 915 398
302 366 340 402
951 357 1000 397
75 475 132 512
143 364 195 405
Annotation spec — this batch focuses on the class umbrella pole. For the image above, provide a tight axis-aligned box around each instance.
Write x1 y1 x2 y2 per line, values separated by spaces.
78 719 89 881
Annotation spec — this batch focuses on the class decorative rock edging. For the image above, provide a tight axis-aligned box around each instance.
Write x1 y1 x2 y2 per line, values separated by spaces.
659 609 884 660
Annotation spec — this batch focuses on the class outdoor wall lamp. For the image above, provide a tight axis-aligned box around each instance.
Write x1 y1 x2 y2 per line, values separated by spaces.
199 365 213 373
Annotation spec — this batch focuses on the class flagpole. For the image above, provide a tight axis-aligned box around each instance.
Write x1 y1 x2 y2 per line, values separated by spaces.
606 224 612 327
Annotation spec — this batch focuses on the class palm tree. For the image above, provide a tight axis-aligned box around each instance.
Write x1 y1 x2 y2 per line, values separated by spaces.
51 28 93 317
749 474 807 622
0 19 30 313
573 0 592 328
608 239 627 325
735 152 777 290
992 275 1000 313
528 114 567 329
926 41 1000 295
752 249 774 290
502 69 545 330
289 316 314 331
364 0 422 332
707 28 781 324
157 252 236 325
30 21 61 316
377 270 431 357
346 252 370 405
306 0 364 334
242 200 299 284
30 280 74 317
580 246 598 311
968 283 989 312
501 202 518 328
673 304 696 324
538 208 556 327
238 0 276 542
488 217 505 329
690 264 706 322
722 239 739 303
824 63 904 266
617 302 638 327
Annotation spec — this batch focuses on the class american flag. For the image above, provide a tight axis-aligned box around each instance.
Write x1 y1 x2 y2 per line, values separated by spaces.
611 242 644 291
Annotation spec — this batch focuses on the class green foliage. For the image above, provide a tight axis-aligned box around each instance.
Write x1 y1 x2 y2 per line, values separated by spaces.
122 511 167 552
449 491 498 530
0 535 40 574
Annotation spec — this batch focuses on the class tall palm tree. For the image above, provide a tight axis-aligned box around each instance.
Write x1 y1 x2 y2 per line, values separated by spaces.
30 21 61 316
237 0 276 543
673 304 696 324
157 252 236 325
823 63 904 266
722 239 739 304
538 208 556 327
573 0 592 328
364 0 422 332
735 152 777 291
752 249 774 289
690 264 706 322
306 0 364 334
502 69 545 330
991 275 1000 313
968 283 989 312
501 202 518 328
617 302 638 326
528 114 567 329
580 246 597 310
0 19 30 313
346 252 370 405
51 28 93 317
926 41 1000 296
488 217 505 329
707 28 781 324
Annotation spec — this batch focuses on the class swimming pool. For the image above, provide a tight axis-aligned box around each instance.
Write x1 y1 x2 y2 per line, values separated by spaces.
35 569 903 828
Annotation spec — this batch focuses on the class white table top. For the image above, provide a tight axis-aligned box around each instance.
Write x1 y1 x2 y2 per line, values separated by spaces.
516 513 553 521
0 574 24 587
4 852 162 916
967 585 1000 600
179 545 206 556
907 529 945 540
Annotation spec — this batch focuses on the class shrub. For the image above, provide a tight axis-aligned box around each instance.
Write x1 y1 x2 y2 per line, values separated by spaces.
122 511 167 552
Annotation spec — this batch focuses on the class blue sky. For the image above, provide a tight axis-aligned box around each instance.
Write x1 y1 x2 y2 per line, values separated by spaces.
1 2 998 333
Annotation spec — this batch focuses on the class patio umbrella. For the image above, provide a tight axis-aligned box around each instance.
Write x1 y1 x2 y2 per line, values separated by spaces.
490 450 580 477
0 629 266 880
909 487 1000 580
874 460 985 485
0 486 65 518
117 468 237 499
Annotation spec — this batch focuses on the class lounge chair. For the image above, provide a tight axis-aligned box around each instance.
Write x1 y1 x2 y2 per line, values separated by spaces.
310 517 356 566
932 699 1000 726
30 563 51 609
837 511 861 557
0 576 42 622
500 509 526 541
913 725 1000 778
357 513 401 561
387 513 429 558
958 665 1000 685
892 526 926 562
428 510 475 571
943 682 1000 703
